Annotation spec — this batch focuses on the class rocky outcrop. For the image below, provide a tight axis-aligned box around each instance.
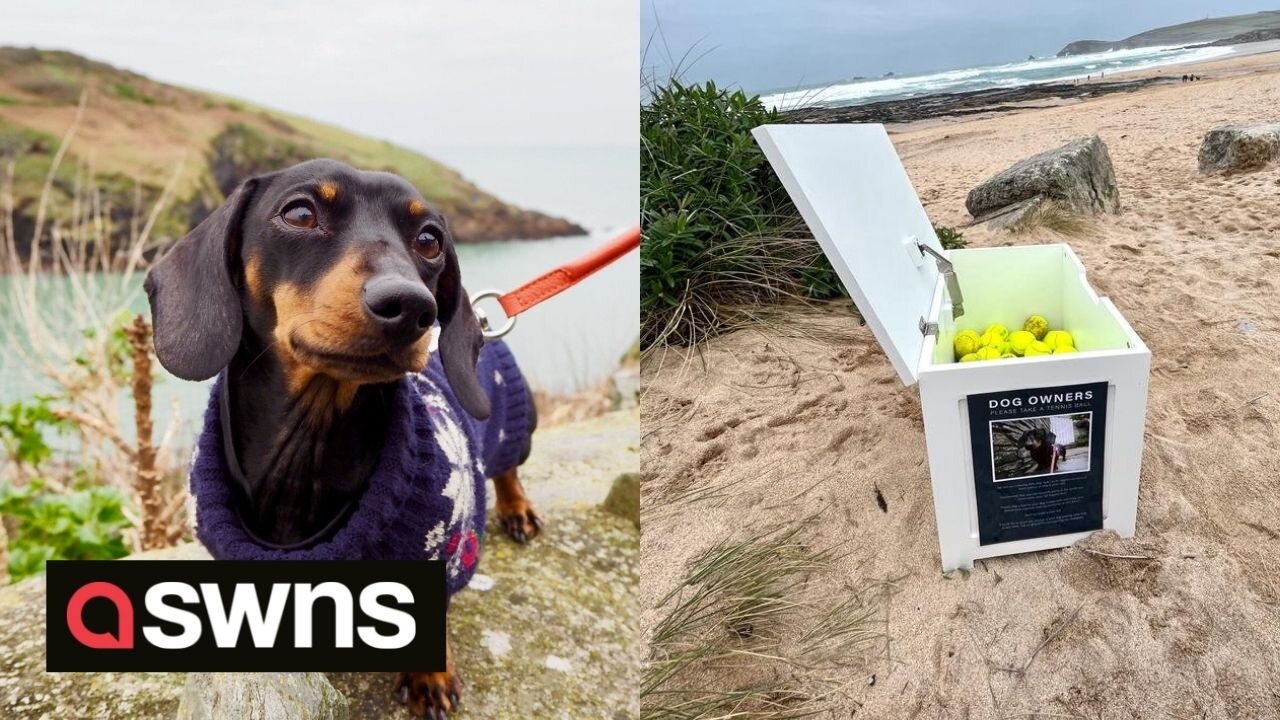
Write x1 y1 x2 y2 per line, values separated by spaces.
441 197 585 245
0 409 639 719
1055 10 1280 56
0 47 584 269
204 125 585 244
783 77 1174 126
966 136 1119 223
1197 124 1280 175
1057 40 1113 56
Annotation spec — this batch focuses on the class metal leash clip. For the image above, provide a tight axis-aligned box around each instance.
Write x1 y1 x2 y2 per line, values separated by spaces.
471 289 517 340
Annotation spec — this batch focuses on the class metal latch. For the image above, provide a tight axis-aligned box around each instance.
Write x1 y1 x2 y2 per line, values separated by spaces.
916 241 965 320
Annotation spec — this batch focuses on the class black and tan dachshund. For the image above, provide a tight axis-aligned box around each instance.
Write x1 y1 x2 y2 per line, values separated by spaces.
145 159 541 718
1020 427 1066 474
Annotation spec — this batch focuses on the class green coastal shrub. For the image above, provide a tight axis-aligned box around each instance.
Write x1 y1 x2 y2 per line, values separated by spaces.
641 80 966 349
641 80 844 349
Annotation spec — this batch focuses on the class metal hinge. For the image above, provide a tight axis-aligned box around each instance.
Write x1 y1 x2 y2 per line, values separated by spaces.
919 317 938 337
916 241 965 320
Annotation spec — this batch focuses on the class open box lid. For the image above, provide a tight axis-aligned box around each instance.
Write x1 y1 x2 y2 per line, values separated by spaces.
753 123 946 386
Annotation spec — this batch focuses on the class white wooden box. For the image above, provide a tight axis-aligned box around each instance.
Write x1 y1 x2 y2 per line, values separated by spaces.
754 124 1150 571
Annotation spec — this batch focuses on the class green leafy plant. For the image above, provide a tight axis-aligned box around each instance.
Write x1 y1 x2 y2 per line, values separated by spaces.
0 395 69 471
934 224 967 250
74 309 141 384
641 79 844 349
0 478 131 582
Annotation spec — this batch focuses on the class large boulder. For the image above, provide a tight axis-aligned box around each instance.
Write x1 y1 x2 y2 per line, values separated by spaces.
0 409 639 719
966 135 1120 222
1198 124 1280 174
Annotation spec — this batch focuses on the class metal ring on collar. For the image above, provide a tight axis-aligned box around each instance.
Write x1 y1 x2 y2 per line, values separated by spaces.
470 289 517 340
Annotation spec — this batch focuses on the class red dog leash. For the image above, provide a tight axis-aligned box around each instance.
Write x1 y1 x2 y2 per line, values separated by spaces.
471 225 641 339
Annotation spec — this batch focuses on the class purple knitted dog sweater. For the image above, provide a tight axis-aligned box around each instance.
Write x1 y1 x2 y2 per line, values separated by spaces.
187 339 533 598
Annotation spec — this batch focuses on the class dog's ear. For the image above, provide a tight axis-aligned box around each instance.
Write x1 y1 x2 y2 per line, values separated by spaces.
436 238 491 420
145 179 257 381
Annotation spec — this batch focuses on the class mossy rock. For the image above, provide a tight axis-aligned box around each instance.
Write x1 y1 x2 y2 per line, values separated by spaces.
602 473 640 527
329 506 639 719
0 566 187 718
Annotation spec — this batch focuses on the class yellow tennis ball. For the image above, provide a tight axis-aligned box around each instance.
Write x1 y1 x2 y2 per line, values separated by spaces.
1001 351 1015 359
954 330 981 358
1054 346 1078 354
976 346 1003 361
984 324 1009 339
1024 315 1050 340
1024 340 1052 356
1008 330 1035 356
960 353 980 363
1043 330 1074 349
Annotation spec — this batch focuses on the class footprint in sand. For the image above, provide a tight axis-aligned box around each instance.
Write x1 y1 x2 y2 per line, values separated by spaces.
696 415 748 442
697 442 726 468
699 423 728 441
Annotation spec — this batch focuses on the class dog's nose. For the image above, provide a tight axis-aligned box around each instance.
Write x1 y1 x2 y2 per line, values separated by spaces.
362 276 436 344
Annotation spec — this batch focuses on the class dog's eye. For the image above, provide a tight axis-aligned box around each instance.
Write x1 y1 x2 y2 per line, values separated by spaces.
414 225 443 260
281 201 317 229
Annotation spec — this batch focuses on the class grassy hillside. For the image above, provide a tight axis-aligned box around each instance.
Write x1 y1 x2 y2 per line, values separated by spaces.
1057 10 1280 56
0 46 583 265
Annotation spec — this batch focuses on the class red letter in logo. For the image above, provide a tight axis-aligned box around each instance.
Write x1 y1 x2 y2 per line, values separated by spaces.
67 581 134 649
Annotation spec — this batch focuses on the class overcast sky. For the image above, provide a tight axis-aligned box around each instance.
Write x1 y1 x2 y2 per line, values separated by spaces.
642 1 1280 92
1 1 636 149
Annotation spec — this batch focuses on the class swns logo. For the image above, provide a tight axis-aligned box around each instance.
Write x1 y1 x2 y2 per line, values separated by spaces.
46 561 445 671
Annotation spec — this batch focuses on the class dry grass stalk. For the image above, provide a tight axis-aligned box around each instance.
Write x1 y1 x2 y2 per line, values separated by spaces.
644 514 884 720
0 89 189 551
124 314 167 550
641 225 838 357
1009 199 1089 237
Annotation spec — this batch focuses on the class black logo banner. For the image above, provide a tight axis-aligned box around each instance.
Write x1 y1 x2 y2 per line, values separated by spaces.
46 560 445 671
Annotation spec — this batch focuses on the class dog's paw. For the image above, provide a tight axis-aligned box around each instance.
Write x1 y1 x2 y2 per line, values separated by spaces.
394 670 462 718
499 503 543 544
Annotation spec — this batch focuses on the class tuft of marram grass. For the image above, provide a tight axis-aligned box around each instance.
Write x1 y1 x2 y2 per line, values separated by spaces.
1010 199 1090 237
642 222 841 352
644 513 884 720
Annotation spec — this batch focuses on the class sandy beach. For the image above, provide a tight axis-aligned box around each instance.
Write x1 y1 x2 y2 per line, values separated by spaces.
642 45 1280 718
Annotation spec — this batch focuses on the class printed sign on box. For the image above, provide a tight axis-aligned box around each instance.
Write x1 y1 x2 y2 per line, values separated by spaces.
966 382 1107 545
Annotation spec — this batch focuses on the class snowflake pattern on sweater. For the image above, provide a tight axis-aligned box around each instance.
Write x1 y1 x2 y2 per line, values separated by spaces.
413 370 483 586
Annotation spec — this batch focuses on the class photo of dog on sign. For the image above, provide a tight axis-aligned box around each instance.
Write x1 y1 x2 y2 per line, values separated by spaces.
991 413 1092 481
